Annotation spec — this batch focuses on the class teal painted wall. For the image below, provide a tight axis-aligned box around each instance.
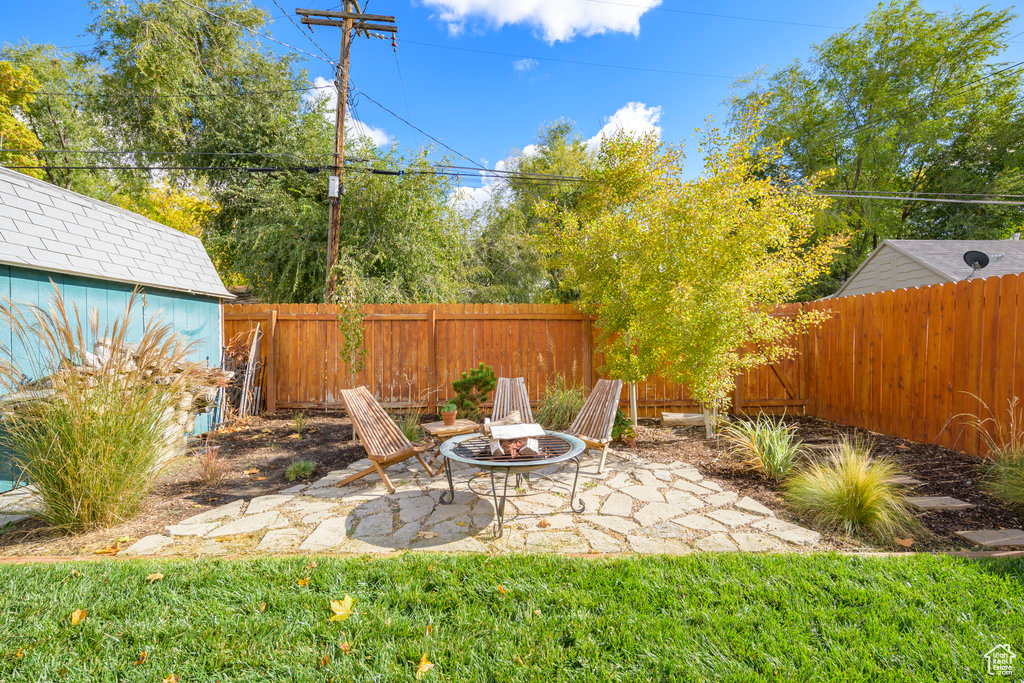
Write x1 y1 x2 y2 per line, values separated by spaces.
0 263 222 492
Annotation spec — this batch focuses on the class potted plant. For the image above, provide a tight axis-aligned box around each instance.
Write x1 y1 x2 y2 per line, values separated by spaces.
439 401 458 426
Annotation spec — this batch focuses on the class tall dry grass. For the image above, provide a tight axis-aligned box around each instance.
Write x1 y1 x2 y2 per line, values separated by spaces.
957 396 1024 510
0 284 194 530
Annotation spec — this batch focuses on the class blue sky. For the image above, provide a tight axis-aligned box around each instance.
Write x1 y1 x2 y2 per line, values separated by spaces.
4 0 1024 188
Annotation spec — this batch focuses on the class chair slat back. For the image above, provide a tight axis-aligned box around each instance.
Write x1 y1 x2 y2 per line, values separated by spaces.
339 386 412 460
568 379 623 444
492 377 533 423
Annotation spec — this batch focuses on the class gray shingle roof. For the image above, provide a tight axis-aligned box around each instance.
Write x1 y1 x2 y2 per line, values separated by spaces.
886 239 1024 281
0 167 232 299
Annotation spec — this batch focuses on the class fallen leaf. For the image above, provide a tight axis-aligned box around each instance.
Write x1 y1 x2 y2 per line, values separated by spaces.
415 652 434 680
146 573 164 584
329 595 354 622
304 560 318 570
417 531 438 540
895 537 915 547
515 654 525 666
95 544 120 555
134 651 147 665
427 565 435 572
70 609 87 626
288 433 301 440
426 625 432 635
455 521 467 527
538 520 551 529
496 584 506 595
243 468 259 475
14 648 23 659
257 601 267 613
533 609 541 617
340 641 351 654
162 674 178 683
319 654 330 666
896 444 910 450
255 476 268 481
297 578 310 587
114 536 133 544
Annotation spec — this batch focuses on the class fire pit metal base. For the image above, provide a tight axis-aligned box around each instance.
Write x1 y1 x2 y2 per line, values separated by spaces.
438 431 587 538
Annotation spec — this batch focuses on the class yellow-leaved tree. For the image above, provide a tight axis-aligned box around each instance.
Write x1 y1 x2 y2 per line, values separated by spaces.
0 61 43 179
541 101 846 432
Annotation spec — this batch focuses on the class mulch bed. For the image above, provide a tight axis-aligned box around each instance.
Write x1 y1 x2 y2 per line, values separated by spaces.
628 415 1024 552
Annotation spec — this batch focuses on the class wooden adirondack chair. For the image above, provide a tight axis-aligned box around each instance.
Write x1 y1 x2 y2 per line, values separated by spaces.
492 377 533 423
337 386 438 494
568 379 624 473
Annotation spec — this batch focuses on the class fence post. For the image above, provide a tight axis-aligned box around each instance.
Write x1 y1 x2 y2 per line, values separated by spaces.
428 306 437 404
265 309 277 413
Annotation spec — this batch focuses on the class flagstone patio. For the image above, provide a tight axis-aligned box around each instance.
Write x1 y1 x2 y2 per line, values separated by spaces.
111 450 823 556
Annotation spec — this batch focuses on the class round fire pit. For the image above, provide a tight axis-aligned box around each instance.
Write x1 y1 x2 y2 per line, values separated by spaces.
438 431 586 538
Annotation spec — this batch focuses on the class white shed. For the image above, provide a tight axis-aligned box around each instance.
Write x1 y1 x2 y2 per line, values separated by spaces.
833 239 1024 297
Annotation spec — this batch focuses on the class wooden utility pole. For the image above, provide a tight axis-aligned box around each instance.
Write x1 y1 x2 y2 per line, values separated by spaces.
296 4 397 301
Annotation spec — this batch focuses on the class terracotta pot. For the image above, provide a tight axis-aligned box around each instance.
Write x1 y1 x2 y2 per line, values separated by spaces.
441 410 457 426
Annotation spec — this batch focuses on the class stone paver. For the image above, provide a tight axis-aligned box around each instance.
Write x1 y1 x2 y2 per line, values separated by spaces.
0 513 29 528
731 532 782 552
206 511 289 538
886 475 923 486
704 491 738 506
257 528 306 552
166 521 220 537
587 515 640 536
600 492 634 517
906 496 974 511
299 516 349 551
955 529 1024 548
752 518 821 547
245 494 294 515
353 512 394 538
735 497 775 517
695 532 738 552
620 485 665 503
579 526 626 553
634 502 681 526
706 509 760 528
178 499 245 526
122 534 174 556
398 494 435 524
674 514 727 533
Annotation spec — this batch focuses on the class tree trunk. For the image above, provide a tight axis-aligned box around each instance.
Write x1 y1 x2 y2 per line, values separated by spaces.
629 382 638 426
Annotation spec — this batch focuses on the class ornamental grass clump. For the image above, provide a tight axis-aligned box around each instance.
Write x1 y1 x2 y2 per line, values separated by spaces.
958 396 1024 510
0 286 195 531
718 414 803 481
784 435 918 539
535 373 585 431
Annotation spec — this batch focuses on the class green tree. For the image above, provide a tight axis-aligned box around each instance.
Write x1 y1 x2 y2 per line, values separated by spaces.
469 121 594 302
541 104 845 428
731 0 1024 298
0 61 43 179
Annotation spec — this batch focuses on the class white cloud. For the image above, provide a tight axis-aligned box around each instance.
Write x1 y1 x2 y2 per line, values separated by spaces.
513 57 538 72
307 77 392 147
585 101 662 153
423 0 661 43
521 144 539 157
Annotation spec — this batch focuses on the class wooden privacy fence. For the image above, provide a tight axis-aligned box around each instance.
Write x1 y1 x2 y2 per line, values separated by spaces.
224 273 1024 456
222 303 804 419
804 272 1024 457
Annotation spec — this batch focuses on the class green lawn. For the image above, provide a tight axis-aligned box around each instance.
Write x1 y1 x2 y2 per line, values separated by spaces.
0 553 1021 681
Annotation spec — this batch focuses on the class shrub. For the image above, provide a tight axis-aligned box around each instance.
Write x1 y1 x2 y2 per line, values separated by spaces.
439 400 457 413
396 411 423 443
957 396 1024 510
451 363 496 421
0 286 194 531
612 408 636 444
292 411 308 435
784 435 918 539
535 373 585 430
719 414 803 481
286 459 316 482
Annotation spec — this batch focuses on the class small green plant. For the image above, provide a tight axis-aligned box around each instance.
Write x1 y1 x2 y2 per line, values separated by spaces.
784 435 918 539
535 373 585 430
956 396 1024 510
451 363 497 421
719 414 803 481
396 411 423 443
611 408 636 444
286 459 317 482
292 411 308 435
439 401 457 413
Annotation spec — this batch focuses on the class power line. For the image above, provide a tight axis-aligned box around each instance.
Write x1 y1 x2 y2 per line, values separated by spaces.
817 192 1024 206
269 0 337 65
400 39 733 80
